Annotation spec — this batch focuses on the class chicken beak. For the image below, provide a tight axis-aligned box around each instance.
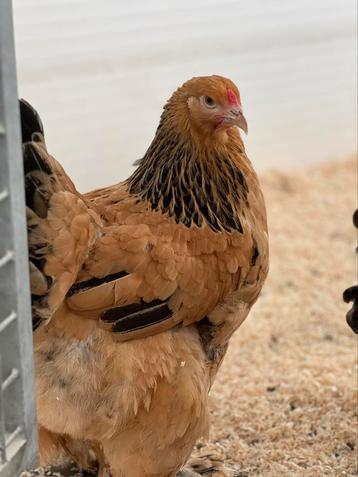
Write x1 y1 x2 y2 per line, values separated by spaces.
229 108 248 135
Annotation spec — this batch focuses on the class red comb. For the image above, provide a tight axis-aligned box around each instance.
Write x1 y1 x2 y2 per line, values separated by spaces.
227 89 240 106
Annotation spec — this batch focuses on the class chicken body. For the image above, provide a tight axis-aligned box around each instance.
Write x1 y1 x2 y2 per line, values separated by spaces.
35 324 209 476
23 75 269 476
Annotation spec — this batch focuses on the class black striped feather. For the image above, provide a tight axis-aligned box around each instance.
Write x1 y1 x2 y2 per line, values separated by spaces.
128 117 248 233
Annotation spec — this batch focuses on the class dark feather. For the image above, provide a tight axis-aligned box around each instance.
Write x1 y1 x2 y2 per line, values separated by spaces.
19 98 44 143
101 299 173 334
127 118 247 233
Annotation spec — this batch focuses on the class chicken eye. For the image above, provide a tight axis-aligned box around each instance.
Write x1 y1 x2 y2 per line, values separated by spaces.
203 96 216 108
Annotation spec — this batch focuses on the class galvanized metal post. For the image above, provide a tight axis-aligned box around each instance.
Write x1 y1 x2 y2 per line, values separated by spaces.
0 0 38 476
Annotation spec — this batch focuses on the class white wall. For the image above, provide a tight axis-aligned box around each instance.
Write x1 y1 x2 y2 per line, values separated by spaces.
13 0 357 191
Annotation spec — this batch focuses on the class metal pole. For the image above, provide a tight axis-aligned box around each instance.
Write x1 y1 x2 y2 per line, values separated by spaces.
0 0 38 475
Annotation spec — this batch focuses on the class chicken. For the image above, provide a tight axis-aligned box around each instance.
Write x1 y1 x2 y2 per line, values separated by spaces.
21 75 269 477
343 209 358 334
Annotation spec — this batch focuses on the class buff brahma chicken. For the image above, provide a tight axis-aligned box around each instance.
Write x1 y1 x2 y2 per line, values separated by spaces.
21 75 269 477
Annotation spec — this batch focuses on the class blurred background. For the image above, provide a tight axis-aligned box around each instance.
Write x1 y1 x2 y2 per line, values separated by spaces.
13 0 357 191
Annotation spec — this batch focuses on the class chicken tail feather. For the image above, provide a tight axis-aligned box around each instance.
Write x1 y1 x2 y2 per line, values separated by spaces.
20 99 101 329
20 98 44 143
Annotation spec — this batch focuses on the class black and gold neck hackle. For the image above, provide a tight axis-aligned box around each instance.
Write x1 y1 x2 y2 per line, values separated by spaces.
127 117 248 234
